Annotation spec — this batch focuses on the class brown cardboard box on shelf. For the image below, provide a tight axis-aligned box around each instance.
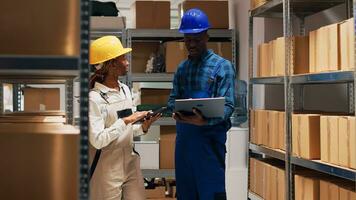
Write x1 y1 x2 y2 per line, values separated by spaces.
338 117 350 167
250 110 257 144
315 26 329 72
293 36 310 74
23 88 60 111
165 42 186 73
278 112 285 151
292 114 320 159
260 110 269 146
178 1 228 29
159 126 176 169
268 111 279 149
349 117 356 169
141 88 171 105
274 37 284 76
131 1 170 29
0 1 80 56
277 168 285 200
340 18 355 71
258 43 270 77
329 116 340 165
207 42 233 61
315 23 340 72
255 160 265 197
268 40 275 77
339 186 356 200
250 0 269 10
309 30 317 73
0 123 79 200
270 165 278 200
249 158 257 193
295 175 320 200
320 116 331 163
132 42 160 73
320 180 339 200
145 186 166 199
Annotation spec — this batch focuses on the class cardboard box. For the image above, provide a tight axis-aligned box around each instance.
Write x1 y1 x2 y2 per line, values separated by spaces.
293 36 310 74
274 38 284 76
259 110 269 146
329 116 340 165
258 43 270 77
292 114 320 159
251 0 269 10
340 18 355 71
349 117 356 169
339 186 356 200
159 126 176 169
165 42 186 73
309 30 317 73
132 42 160 73
255 160 265 197
270 166 278 200
268 111 279 149
0 123 79 200
131 1 170 29
207 42 233 61
278 112 285 151
314 23 340 72
23 88 60 111
250 110 257 144
178 1 229 29
295 175 320 200
90 16 125 31
339 117 350 167
264 164 271 200
0 1 80 56
320 116 331 163
134 141 159 169
140 88 171 105
277 168 285 200
249 158 256 193
145 186 166 199
320 180 339 200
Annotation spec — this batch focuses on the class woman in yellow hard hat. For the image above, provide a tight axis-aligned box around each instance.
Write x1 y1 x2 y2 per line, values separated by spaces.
88 35 160 200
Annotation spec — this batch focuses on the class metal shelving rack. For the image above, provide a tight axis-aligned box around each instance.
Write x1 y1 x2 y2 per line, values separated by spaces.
126 29 236 177
248 0 355 199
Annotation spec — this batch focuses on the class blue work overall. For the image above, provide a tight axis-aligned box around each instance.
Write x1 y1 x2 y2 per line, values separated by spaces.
175 60 228 200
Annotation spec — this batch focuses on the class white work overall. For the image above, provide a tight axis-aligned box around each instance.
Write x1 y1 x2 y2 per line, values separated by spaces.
89 82 145 200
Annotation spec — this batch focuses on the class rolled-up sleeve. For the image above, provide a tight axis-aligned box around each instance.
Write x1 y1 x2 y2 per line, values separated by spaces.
207 61 236 126
132 124 145 137
89 99 128 149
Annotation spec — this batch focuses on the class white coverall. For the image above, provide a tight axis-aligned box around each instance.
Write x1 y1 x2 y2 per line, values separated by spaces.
89 82 146 200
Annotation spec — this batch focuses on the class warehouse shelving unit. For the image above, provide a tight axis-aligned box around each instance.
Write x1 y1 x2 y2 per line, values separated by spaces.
248 0 356 200
126 29 236 178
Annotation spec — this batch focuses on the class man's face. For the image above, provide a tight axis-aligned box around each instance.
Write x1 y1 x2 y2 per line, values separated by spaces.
109 55 129 77
184 32 209 59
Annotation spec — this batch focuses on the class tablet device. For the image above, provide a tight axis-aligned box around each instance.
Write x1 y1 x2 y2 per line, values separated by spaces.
175 97 225 118
132 107 167 124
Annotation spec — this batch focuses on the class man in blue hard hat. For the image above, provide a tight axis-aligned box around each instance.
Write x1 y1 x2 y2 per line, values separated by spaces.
167 8 235 200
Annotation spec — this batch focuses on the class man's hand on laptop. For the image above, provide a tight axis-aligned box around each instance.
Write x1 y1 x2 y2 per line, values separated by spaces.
173 108 207 126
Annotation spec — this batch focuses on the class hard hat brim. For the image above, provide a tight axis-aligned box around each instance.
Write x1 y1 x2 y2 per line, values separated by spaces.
179 27 209 34
90 47 132 65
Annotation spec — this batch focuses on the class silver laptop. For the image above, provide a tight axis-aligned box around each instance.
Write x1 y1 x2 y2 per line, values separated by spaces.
175 97 225 118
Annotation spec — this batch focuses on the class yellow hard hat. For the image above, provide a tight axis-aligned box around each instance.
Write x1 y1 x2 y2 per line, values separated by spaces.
90 36 132 65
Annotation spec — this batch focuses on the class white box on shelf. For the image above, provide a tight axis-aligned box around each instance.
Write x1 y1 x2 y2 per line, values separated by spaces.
134 141 159 169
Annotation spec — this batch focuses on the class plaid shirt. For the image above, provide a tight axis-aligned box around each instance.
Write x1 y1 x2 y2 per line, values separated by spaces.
167 49 236 127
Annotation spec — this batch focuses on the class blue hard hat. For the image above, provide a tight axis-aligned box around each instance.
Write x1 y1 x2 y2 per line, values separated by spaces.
179 8 210 34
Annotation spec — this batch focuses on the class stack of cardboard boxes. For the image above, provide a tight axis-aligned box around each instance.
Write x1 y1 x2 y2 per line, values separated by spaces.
257 36 309 77
0 113 79 200
250 110 285 151
256 18 355 77
294 174 356 200
292 114 356 170
249 158 285 200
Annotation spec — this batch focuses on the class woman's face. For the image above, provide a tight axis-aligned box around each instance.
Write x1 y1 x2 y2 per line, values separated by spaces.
108 55 129 77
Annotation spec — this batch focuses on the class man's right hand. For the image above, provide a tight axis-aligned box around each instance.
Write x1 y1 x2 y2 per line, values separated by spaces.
123 111 149 125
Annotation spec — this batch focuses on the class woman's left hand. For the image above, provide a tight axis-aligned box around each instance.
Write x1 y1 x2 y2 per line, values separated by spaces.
141 113 162 133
